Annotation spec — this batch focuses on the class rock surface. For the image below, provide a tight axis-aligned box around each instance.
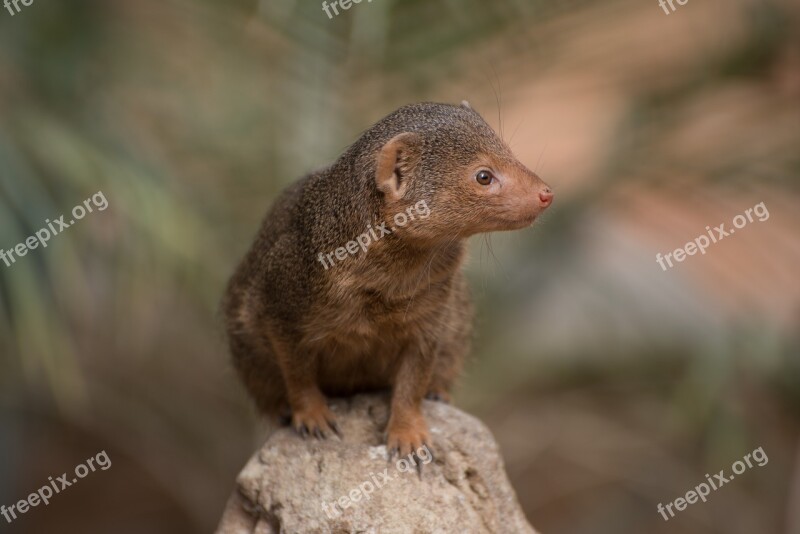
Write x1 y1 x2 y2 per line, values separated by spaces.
216 394 538 534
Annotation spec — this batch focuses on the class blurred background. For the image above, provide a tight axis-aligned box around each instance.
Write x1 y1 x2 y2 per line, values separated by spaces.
1 0 798 532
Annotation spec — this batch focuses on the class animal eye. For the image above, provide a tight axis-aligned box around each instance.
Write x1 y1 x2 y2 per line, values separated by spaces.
476 170 494 186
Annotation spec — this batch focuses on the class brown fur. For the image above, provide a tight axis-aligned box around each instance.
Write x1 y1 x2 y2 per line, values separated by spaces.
223 102 552 455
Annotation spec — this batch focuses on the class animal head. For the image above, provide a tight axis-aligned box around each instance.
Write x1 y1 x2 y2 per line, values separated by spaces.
371 102 553 243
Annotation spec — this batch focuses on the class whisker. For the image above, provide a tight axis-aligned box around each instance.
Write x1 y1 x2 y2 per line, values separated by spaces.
536 143 549 174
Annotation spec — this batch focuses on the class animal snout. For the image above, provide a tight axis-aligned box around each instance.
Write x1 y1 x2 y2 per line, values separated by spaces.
538 187 553 208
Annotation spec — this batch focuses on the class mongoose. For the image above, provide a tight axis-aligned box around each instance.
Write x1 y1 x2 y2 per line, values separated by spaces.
223 101 553 458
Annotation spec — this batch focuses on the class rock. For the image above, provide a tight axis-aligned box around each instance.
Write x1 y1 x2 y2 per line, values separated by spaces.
216 394 538 534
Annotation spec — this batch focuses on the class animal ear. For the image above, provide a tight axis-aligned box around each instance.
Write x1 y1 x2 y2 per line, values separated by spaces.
375 132 420 202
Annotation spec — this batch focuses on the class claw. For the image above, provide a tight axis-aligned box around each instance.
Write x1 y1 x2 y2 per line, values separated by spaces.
297 425 310 439
313 427 325 440
388 447 398 463
416 457 423 479
425 392 450 403
329 421 342 438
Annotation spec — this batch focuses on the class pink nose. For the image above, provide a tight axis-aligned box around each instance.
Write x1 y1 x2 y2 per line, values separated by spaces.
538 188 553 207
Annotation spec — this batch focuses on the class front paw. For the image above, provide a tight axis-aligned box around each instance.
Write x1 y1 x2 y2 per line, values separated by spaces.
291 400 341 440
385 412 430 460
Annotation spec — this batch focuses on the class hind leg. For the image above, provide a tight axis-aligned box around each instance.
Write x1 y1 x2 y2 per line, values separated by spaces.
229 331 288 416
426 345 464 403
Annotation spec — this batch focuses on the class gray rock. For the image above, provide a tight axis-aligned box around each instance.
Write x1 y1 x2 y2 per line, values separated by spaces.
216 394 538 534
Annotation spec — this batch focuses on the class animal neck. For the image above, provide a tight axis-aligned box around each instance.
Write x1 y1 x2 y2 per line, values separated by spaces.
358 236 467 298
